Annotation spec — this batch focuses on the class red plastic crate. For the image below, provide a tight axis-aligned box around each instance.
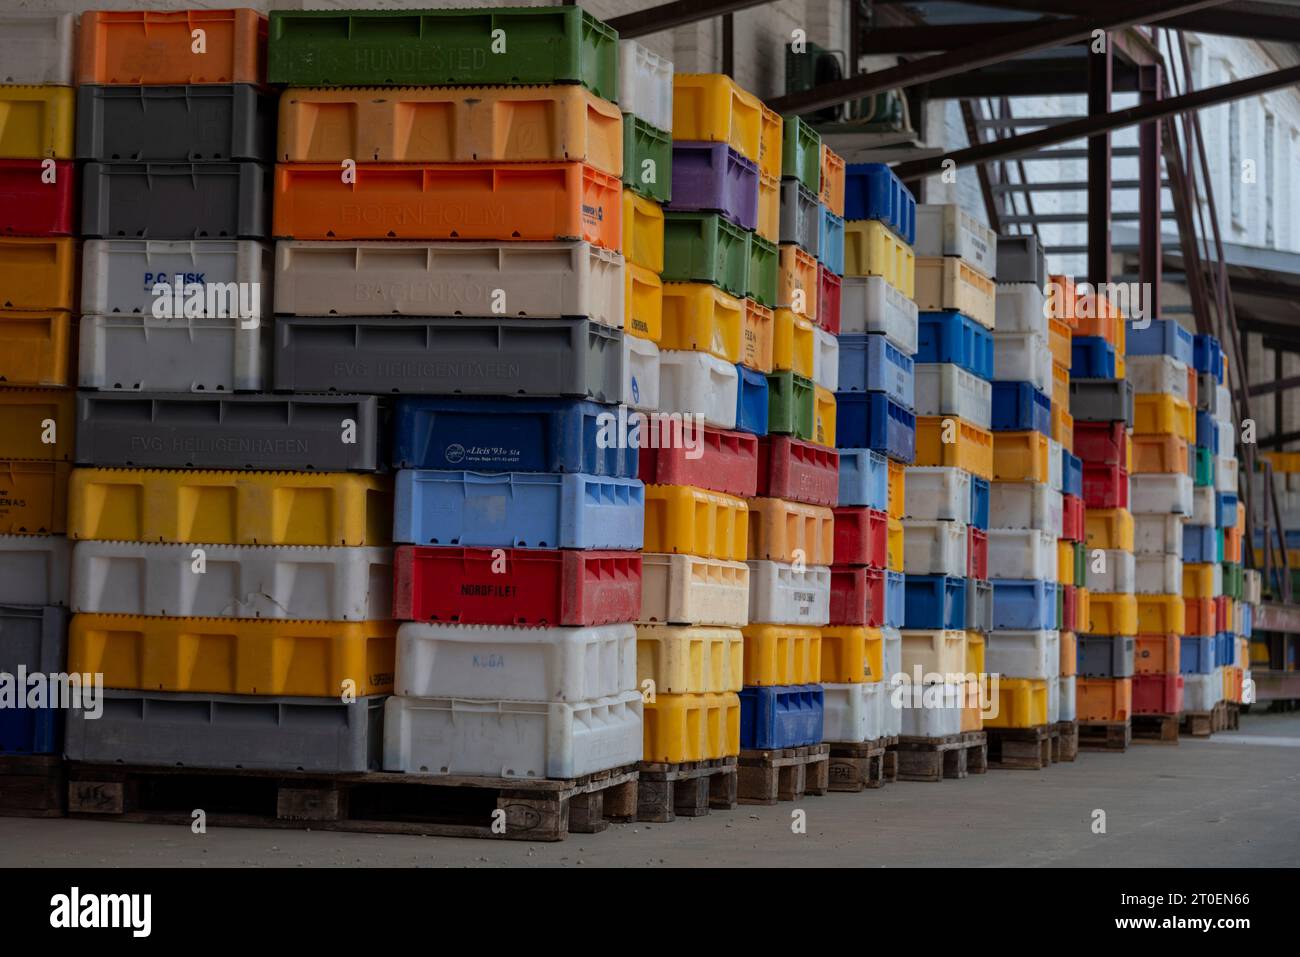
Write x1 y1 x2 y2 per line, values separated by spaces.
1215 595 1230 633
756 434 839 506
0 161 76 236
393 546 641 626
1082 462 1128 510
832 506 888 567
966 526 988 579
829 564 884 626
1131 672 1183 715
1061 584 1077 632
816 264 841 335
637 425 758 498
1073 420 1127 467
1061 493 1085 542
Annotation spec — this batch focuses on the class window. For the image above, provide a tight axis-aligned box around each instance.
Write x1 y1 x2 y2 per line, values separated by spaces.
1229 98 1242 227
1264 111 1276 246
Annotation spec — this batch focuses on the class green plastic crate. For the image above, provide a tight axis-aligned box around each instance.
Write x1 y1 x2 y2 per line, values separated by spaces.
766 371 814 439
1195 446 1214 486
1055 583 1064 631
1074 540 1087 589
662 212 749 296
267 8 619 101
1216 528 1225 563
747 234 778 307
1223 561 1242 599
622 117 671 203
781 115 821 193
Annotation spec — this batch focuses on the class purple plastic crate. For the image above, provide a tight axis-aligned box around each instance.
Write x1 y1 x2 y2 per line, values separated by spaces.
668 141 759 231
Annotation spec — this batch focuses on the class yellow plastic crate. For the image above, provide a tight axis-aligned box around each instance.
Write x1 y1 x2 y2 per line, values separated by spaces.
887 515 903 572
1134 393 1194 442
1085 507 1134 551
741 623 821 686
772 307 814 376
1051 360 1069 408
635 624 744 695
1137 594 1185 635
622 187 664 274
1116 354 1126 380
984 677 1048 729
1052 404 1073 451
813 385 836 449
913 256 994 329
0 459 69 534
844 220 915 298
746 496 834 564
778 244 818 320
644 484 748 561
1076 587 1091 635
1263 451 1300 473
624 262 663 342
672 74 762 163
961 688 983 732
0 387 75 461
0 310 73 387
0 237 77 312
642 691 740 763
68 468 392 546
915 415 994 480
69 614 397 697
1057 539 1075 586
965 630 985 676
742 299 774 373
1047 317 1072 367
900 629 966 678
757 172 780 243
1184 564 1217 601
757 103 783 180
1089 592 1137 636
660 282 743 362
888 458 905 520
0 86 75 159
820 626 883 683
993 430 1050 483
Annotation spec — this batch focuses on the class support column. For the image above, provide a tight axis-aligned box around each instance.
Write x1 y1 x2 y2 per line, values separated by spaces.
1138 63 1163 319
1087 35 1113 284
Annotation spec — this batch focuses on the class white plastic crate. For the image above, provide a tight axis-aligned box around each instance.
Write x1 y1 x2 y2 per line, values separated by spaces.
821 681 887 744
984 630 1058 681
622 334 661 412
1048 437 1063 492
897 682 964 736
1131 472 1193 517
0 534 70 606
1135 553 1182 594
901 519 968 576
1133 513 1183 556
902 466 972 522
1089 549 1136 594
988 481 1063 535
0 13 74 85
657 348 736 428
881 626 902 681
813 326 839 392
639 553 749 627
992 330 1052 392
86 239 272 319
746 560 830 626
1192 485 1215 526
1216 419 1235 456
1215 455 1238 493
899 629 967 679
840 275 918 355
1182 672 1219 712
1047 672 1060 723
1058 675 1076 722
993 282 1048 336
913 362 992 430
914 204 997 278
79 314 267 392
1244 569 1262 604
1214 384 1232 424
986 528 1057 580
382 691 644 778
618 40 673 131
1125 354 1189 402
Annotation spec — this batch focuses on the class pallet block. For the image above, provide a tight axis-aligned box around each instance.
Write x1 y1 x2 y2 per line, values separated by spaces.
892 731 987 782
0 755 65 819
1078 720 1132 751
1132 713 1180 744
986 725 1051 770
635 756 738 822
736 743 830 804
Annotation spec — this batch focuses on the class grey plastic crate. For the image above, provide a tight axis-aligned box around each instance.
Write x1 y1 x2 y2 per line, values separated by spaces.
1070 378 1134 426
64 691 385 772
81 239 272 318
1197 371 1217 414
1076 634 1135 678
77 85 275 162
965 578 992 633
0 535 70 606
0 604 68 674
75 393 383 472
779 179 820 256
80 315 269 393
273 316 624 402
0 14 74 85
995 234 1046 285
82 162 270 240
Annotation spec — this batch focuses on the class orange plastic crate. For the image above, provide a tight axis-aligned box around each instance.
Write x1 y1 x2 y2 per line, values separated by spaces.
1076 677 1131 722
819 143 845 217
777 244 817 321
1059 630 1077 677
0 311 73 387
1131 433 1188 474
1184 597 1214 636
0 238 77 313
78 10 266 85
1134 634 1179 675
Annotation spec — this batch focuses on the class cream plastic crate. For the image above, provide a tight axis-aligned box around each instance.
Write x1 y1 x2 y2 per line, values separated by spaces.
992 331 1051 392
1126 354 1189 402
1131 472 1193 518
1233 603 1245 638
1135 553 1182 594
988 481 1063 535
1182 672 1219 712
901 519 968 576
1217 420 1235 456
639 553 749 626
1244 569 1261 604
1191 485 1215 525
840 275 918 354
914 204 997 279
881 626 902 681
1215 455 1238 493
382 691 644 778
1089 549 1136 594
913 257 995 330
986 528 1056 580
622 334 661 412
822 680 888 744
635 624 743 694
657 348 737 428
1047 671 1060 723
897 682 964 736
902 466 972 522
1058 675 1076 722
913 363 992 430
1215 384 1232 424
746 560 830 626
994 282 1048 336
71 541 391 620
618 40 674 131
985 630 1058 681
1048 437 1063 493
813 326 839 392
0 533 70 606
1133 513 1183 556
394 622 636 701
900 629 966 679
0 13 74 85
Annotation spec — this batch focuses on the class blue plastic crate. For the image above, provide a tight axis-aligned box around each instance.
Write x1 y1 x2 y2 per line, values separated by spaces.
838 333 915 406
1062 450 1083 499
990 578 1054 630
1216 632 1234 670
836 392 915 463
1253 528 1300 550
739 684 824 749
394 470 644 549
903 574 967 629
1128 318 1195 366
1195 410 1217 453
991 380 1051 434
1243 603 1253 637
818 205 845 275
1179 635 1215 674
843 163 916 244
1071 336 1116 379
734 363 770 436
917 311 993 380
837 447 889 509
1183 524 1215 563
0 705 61 755
885 570 906 628
390 397 637 476
1193 333 1223 379
970 475 990 530
1216 492 1238 528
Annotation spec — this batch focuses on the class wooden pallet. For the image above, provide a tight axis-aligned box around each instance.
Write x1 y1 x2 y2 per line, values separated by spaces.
1132 713 1180 744
826 739 889 792
0 755 65 819
880 736 899 783
636 756 737 822
1078 720 1132 751
1180 709 1213 737
986 725 1052 770
65 762 638 842
737 744 830 805
1223 701 1241 731
1052 720 1079 762
892 732 988 782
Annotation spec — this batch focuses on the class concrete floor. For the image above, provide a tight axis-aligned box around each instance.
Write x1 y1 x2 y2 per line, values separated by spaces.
3 710 1299 868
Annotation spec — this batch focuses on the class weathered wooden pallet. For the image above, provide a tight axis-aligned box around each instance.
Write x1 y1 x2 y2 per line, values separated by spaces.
1180 709 1213 738
1222 701 1240 731
1078 720 1132 751
1052 720 1079 762
986 725 1052 770
635 756 737 822
1132 712 1180 744
892 731 987 782
737 744 830 805
826 739 888 792
0 755 65 819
